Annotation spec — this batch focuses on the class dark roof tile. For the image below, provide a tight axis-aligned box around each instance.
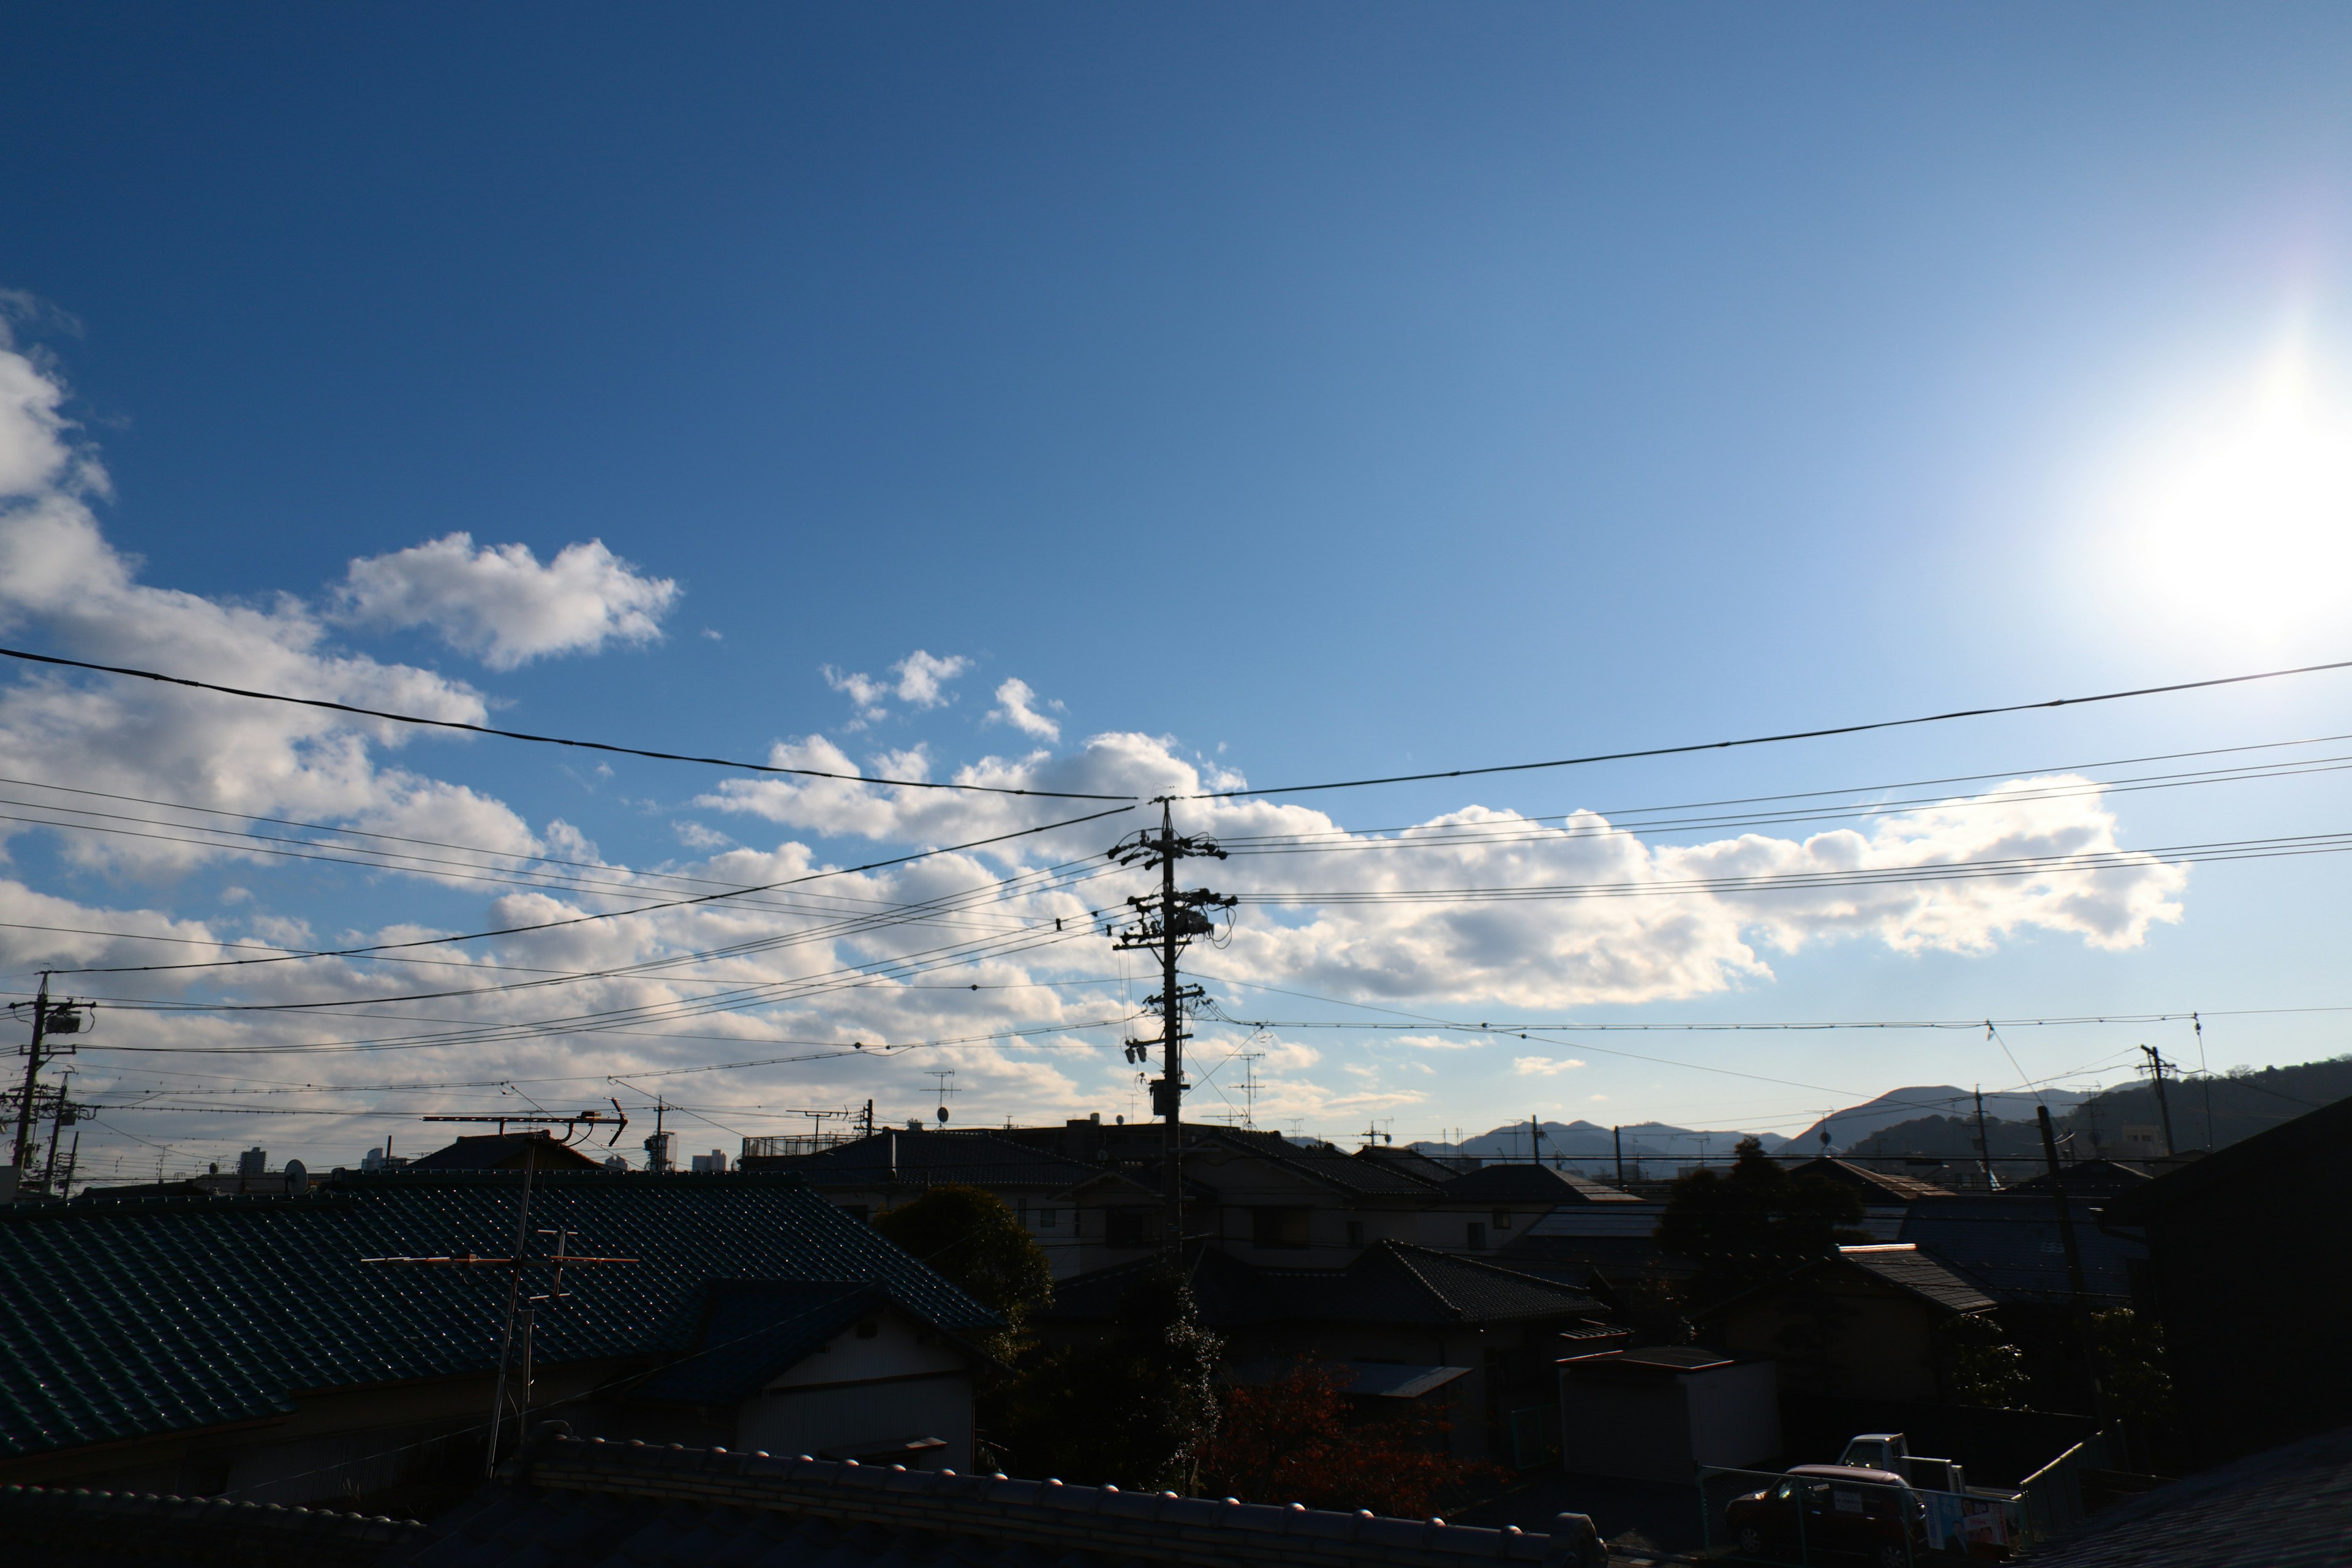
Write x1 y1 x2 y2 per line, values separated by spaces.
0 1174 996 1460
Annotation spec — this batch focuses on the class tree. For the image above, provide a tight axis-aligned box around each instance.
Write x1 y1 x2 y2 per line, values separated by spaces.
986 1267 1222 1491
872 1184 1054 1355
1200 1359 1502 1519
1936 1313 2030 1408
1653 1138 1868 1306
2094 1308 2174 1427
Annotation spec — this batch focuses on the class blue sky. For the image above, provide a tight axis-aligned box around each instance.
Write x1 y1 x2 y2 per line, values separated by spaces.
4 4 2352 1177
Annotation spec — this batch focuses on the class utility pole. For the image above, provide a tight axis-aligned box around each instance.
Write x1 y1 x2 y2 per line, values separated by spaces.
1109 801 1234 1259
2140 1045 2177 1158
39 1072 74 1199
1972 1086 1999 1191
1612 1125 1624 1188
12 976 84 1182
2037 1104 2109 1425
2193 1014 2214 1150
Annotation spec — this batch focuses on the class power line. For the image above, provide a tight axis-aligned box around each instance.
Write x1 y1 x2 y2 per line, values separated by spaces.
1227 828 2352 905
48 803 1133 975
0 644 1135 801
1218 752 2352 857
1191 654 2352 800
1212 731 2352 845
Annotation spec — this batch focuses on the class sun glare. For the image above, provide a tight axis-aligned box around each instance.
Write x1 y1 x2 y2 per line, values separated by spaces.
2122 347 2352 644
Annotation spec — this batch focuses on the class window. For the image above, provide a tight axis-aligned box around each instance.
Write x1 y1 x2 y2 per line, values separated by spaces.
1251 1206 1312 1250
1493 1208 1512 1231
1344 1220 1364 1247
1039 1208 1059 1228
1466 1221 1487 1251
1106 1206 1160 1248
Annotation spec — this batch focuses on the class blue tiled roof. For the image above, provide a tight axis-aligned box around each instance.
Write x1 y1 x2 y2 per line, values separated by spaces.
0 1173 998 1461
1898 1196 2144 1303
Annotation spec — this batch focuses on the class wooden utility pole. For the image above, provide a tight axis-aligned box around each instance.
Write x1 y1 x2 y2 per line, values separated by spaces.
2140 1045 2177 1157
2037 1104 2109 1424
1109 802 1232 1259
10 976 81 1183
1972 1086 1999 1191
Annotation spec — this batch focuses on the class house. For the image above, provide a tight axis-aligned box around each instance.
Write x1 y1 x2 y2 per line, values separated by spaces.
997 1121 1611 1270
2006 1159 2153 1197
742 1127 1118 1276
0 1169 999 1507
404 1130 609 1171
1045 1240 1623 1466
1782 1156 1948 1240
1422 1163 1643 1257
1696 1242 1997 1401
2100 1091 2352 1467
0 1430 1619 1568
1897 1194 2143 1307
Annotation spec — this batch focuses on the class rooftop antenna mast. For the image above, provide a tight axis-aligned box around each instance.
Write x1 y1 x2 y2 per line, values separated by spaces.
924 1069 957 1126
1107 800 1234 1259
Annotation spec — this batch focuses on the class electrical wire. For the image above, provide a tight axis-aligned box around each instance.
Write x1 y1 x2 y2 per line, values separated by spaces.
1227 829 2352 905
48 802 1134 975
0 644 1134 800
1192 654 2352 800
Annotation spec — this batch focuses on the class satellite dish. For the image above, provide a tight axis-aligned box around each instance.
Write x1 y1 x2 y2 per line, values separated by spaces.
937 1107 950 1125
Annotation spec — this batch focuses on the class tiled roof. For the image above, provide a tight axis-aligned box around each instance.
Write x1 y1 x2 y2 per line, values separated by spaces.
0 1482 424 1568
1438 1164 1642 1205
406 1131 605 1170
2010 1420 2352 1568
2007 1159 2152 1196
755 1129 1107 1191
1785 1157 1949 1202
1049 1242 1606 1330
1203 1131 1442 1199
390 1434 1607 1568
1350 1147 1464 1187
0 1173 997 1461
1898 1196 2143 1304
1834 1244 1997 1313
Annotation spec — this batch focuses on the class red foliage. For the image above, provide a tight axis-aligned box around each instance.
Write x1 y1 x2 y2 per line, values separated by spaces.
1198 1359 1504 1520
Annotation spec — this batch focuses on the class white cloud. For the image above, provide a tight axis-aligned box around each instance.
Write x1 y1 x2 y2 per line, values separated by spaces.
823 650 970 727
0 339 80 500
893 650 969 707
1514 1055 1588 1076
988 677 1063 742
334 533 678 669
0 326 2203 1176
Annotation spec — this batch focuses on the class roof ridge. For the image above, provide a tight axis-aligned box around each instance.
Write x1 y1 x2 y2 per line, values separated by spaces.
1366 1241 1463 1319
515 1436 1588 1568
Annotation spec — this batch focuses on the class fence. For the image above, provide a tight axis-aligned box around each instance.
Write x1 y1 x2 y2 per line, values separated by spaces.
739 1133 860 1159
2012 1430 2113 1542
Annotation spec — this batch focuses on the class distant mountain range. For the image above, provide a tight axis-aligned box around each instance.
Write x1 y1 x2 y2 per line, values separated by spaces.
1785 1085 2089 1150
1412 1118 1788 1164
1408 1084 2093 1168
